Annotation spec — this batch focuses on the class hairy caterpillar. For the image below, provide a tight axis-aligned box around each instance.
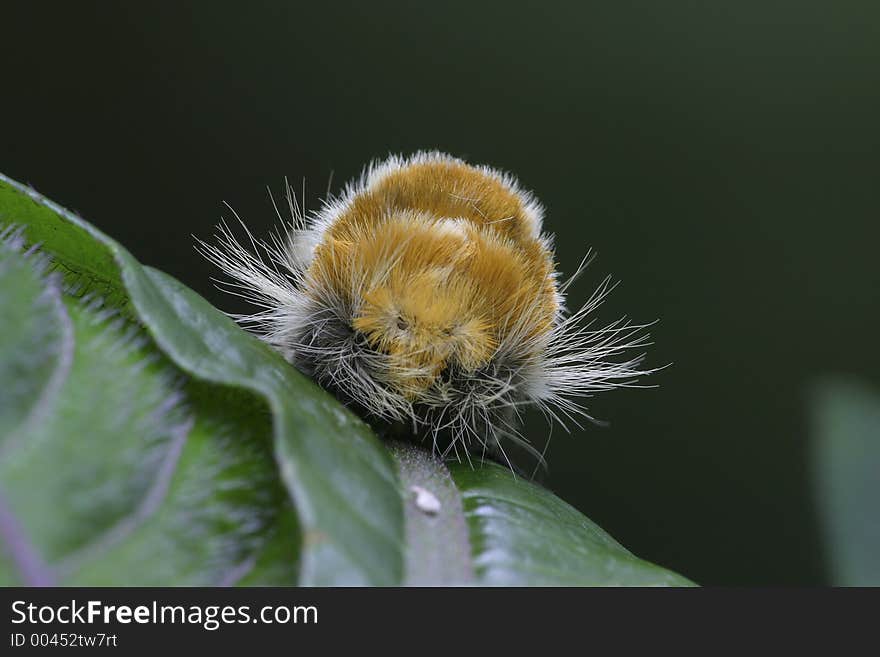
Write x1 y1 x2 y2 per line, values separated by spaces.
199 152 653 469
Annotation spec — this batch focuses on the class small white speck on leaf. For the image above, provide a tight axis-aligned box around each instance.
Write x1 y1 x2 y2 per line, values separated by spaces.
410 485 441 515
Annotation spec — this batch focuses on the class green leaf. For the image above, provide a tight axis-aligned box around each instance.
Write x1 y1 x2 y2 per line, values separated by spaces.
390 442 475 585
811 379 880 586
0 172 404 586
1 172 692 587
0 184 122 303
0 230 65 442
390 443 691 586
450 462 695 585
0 240 299 585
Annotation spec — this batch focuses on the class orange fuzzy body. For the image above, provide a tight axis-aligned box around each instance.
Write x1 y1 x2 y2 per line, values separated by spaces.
306 156 559 400
200 150 652 463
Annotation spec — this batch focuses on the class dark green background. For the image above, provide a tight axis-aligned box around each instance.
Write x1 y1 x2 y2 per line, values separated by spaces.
4 2 878 585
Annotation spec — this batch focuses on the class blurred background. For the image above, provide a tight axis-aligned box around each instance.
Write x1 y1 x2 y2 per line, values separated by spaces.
3 1 878 585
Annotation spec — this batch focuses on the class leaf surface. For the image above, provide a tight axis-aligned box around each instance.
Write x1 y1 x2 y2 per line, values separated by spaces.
812 379 880 586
